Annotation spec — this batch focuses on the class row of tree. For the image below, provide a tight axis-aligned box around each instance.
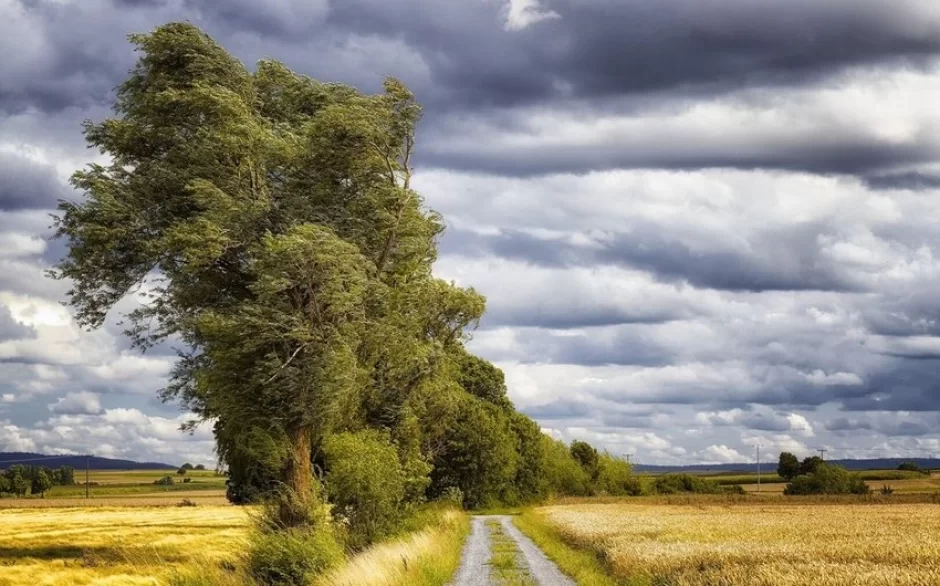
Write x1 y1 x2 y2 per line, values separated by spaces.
52 21 644 543
0 465 75 498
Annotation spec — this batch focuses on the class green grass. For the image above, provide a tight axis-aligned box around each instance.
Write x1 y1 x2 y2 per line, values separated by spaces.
486 519 536 586
513 509 620 586
0 469 228 499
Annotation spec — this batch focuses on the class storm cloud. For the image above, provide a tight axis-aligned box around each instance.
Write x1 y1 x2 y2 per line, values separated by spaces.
1 0 940 464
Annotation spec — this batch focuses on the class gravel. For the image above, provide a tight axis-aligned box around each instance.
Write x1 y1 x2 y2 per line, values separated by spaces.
448 515 576 586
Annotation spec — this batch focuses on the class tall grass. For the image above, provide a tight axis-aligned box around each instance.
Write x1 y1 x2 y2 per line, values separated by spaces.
314 505 468 586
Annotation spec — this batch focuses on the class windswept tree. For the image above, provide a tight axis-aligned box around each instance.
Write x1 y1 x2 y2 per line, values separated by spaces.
52 23 483 527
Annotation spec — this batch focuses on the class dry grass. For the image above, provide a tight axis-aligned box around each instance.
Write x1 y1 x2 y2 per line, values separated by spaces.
0 506 249 586
314 508 468 586
537 502 940 585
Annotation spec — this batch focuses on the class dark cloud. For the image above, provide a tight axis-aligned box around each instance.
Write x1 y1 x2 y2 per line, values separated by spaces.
445 226 860 293
864 171 940 191
0 305 35 342
0 153 71 210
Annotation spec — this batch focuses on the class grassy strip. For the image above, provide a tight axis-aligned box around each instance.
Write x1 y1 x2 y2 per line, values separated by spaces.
313 505 470 586
513 509 621 586
486 519 536 586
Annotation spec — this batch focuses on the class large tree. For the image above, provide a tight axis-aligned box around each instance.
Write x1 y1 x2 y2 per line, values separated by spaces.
52 23 483 527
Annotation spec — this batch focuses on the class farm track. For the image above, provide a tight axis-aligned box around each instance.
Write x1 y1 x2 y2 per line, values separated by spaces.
450 515 575 586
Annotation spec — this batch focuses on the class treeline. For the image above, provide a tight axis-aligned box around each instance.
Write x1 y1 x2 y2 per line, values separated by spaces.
777 453 869 495
0 465 75 498
51 22 648 585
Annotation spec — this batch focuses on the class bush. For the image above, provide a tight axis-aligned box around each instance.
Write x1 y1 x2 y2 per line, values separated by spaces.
784 463 871 495
247 527 343 586
652 474 723 495
898 462 927 475
541 436 591 496
183 477 192 483
154 475 175 486
323 430 406 550
595 452 642 496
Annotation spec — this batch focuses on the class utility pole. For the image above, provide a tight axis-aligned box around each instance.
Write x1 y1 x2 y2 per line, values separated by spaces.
817 448 828 461
85 455 90 499
756 444 761 493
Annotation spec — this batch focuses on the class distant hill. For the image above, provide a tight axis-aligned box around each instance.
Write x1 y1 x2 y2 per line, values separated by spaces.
634 458 940 474
0 452 176 470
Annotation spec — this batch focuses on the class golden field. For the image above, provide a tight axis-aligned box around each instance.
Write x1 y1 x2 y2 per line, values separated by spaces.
535 501 940 585
0 506 249 586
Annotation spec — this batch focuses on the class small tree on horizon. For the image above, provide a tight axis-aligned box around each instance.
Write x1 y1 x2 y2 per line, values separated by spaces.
31 469 53 498
777 452 800 481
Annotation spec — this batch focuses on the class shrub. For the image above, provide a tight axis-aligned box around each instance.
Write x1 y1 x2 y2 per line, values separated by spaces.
898 461 927 474
183 477 193 483
541 436 592 497
784 463 871 495
652 474 723 495
595 452 642 496
154 475 175 486
437 486 465 507
247 527 343 586
323 430 406 550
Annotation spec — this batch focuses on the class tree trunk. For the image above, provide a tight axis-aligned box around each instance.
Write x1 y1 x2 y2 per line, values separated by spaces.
279 426 313 527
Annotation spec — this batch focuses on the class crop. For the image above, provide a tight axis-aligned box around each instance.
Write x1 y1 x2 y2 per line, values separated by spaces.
0 505 248 585
535 502 940 585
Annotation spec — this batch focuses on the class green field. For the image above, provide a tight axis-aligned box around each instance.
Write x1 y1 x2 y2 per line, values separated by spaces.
0 469 227 501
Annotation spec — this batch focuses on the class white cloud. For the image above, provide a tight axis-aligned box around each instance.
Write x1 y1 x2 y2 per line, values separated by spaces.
48 391 102 415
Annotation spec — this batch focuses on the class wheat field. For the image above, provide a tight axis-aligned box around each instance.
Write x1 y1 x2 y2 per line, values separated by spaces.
0 506 249 586
537 502 940 585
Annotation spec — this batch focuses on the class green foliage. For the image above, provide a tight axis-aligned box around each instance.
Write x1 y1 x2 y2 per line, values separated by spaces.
177 467 188 476
181 463 194 470
52 21 484 527
898 461 927 474
247 526 344 586
31 469 53 497
799 456 824 476
777 452 800 481
596 453 643 496
455 349 512 410
651 474 723 495
506 412 549 504
429 394 518 509
195 464 207 471
155 475 176 486
784 463 871 495
570 440 600 480
3 466 29 497
323 430 406 550
541 436 591 497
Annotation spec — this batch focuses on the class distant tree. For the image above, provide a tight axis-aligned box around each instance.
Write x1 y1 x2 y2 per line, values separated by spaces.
177 467 188 476
777 452 801 481
570 440 600 480
799 456 824 476
898 461 926 474
194 464 206 471
784 463 870 495
180 463 194 471
54 466 76 486
506 412 548 504
154 475 175 486
6 468 29 497
31 470 53 498
0 474 10 497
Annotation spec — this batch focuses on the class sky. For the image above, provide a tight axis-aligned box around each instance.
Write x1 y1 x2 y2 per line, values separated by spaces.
3 0 940 467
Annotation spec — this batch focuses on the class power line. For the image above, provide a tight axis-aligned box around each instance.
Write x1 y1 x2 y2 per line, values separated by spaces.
0 454 86 464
